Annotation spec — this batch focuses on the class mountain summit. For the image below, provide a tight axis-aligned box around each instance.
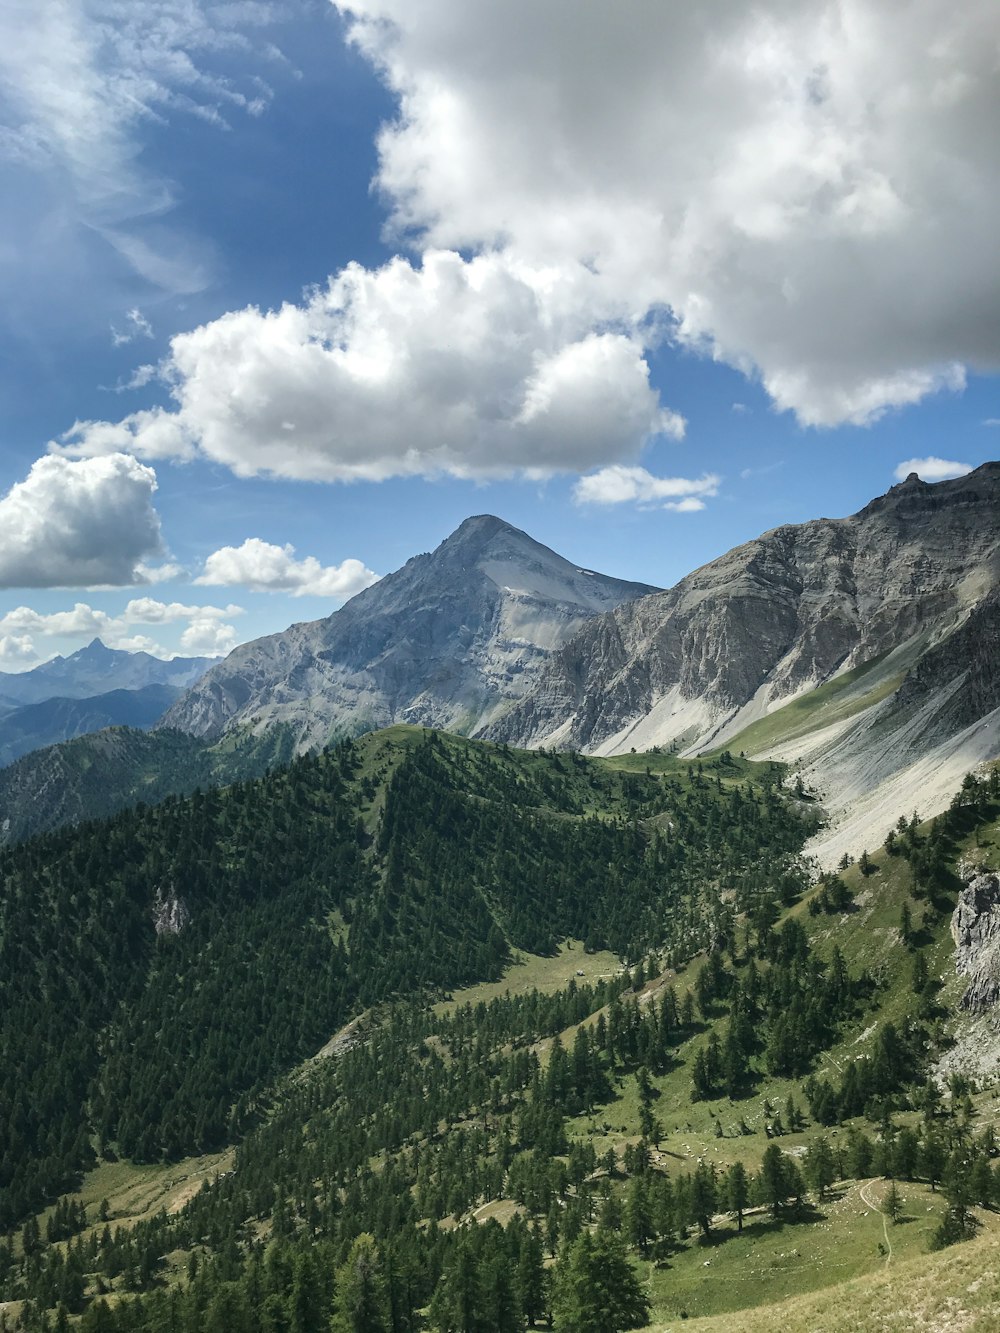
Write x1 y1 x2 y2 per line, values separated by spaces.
0 640 217 709
160 516 660 743
486 463 1000 862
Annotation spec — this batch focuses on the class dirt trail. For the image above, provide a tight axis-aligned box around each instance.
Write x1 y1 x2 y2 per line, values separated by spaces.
859 1179 892 1264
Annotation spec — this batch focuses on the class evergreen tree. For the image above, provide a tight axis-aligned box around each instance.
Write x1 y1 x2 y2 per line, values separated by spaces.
551 1230 649 1333
331 1235 390 1333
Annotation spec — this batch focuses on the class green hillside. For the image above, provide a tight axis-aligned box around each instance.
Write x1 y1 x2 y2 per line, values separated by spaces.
1 731 998 1333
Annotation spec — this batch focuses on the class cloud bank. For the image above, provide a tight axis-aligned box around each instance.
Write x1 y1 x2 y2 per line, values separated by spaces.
56 250 682 481
340 0 998 426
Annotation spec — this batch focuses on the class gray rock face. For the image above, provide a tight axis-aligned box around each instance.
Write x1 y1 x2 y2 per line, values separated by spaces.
487 464 1000 754
160 516 659 745
951 866 1000 1013
153 885 191 937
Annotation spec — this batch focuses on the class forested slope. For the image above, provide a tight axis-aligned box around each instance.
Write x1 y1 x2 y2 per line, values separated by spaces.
3 730 997 1333
0 727 809 1234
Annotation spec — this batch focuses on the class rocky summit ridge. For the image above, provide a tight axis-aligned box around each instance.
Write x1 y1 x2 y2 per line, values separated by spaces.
161 467 1000 862
159 515 659 745
486 463 1000 862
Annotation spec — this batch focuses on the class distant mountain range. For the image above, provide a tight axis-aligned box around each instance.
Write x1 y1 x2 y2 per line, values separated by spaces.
0 684 183 770
0 639 215 708
0 640 217 773
1 467 998 859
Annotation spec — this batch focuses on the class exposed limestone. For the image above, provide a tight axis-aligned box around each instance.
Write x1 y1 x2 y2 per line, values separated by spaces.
159 516 658 747
951 865 1000 1013
489 464 1000 757
153 885 191 937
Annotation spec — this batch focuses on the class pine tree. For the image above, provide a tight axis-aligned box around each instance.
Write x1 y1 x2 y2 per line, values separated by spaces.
724 1161 749 1232
331 1236 389 1333
551 1230 649 1333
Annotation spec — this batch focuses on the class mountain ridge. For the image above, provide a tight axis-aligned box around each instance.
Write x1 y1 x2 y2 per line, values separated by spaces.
159 514 660 743
0 638 217 707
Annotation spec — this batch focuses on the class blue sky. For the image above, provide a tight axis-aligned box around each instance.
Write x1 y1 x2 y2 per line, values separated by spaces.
0 0 997 667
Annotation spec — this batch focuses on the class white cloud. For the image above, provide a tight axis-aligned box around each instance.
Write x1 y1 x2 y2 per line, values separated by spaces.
573 466 720 510
0 453 164 588
0 604 116 638
983 418 1000 427
336 0 1000 426
893 456 973 482
111 308 153 346
0 596 244 664
196 539 379 600
134 559 184 583
54 250 682 481
122 597 242 624
0 633 37 668
179 617 239 656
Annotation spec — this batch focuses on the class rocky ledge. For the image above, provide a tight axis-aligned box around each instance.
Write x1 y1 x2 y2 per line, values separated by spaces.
951 863 1000 1012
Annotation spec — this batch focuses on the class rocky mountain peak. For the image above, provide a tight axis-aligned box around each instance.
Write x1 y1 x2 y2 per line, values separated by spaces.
160 515 659 744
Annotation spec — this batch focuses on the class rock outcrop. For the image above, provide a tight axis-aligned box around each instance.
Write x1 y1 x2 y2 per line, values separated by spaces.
153 884 191 937
487 464 1000 756
160 516 659 746
951 865 1000 1014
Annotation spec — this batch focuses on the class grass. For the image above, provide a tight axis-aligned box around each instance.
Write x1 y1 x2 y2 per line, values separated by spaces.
642 1177 958 1325
433 939 622 1015
716 651 904 758
23 1150 234 1256
662 1223 1000 1332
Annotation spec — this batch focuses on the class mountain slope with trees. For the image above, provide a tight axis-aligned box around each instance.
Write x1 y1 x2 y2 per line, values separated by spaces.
0 727 810 1234
2 751 998 1332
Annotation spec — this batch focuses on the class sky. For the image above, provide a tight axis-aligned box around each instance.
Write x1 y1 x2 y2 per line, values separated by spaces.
0 0 998 669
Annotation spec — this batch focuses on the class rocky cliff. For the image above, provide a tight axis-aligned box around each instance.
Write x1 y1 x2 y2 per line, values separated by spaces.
487 465 1000 758
951 865 1000 1014
160 516 659 745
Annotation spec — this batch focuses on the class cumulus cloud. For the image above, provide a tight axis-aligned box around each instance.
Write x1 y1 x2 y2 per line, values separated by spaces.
0 634 36 668
179 617 240 656
336 0 1000 426
573 466 721 511
54 250 682 480
196 539 379 600
0 453 164 588
893 456 973 482
0 597 244 663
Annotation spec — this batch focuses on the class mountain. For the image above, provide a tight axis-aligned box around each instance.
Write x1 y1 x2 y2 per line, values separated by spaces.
487 463 1000 859
0 683 183 769
0 722 299 844
160 515 659 743
0 639 216 708
2 721 999 1331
